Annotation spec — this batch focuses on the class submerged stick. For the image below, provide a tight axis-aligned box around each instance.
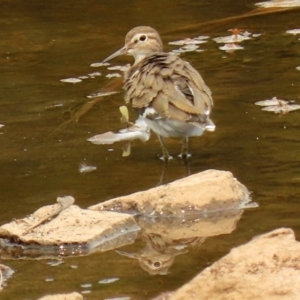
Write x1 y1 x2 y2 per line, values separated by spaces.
164 7 299 35
50 77 123 136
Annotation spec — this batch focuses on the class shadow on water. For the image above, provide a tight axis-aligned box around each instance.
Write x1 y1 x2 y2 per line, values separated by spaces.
1 0 300 299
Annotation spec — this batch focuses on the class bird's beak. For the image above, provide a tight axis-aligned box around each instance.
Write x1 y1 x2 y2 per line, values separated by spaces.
103 46 128 63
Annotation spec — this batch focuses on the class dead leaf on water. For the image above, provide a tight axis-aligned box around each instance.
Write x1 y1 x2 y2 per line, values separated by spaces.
79 163 97 174
60 78 82 84
106 73 122 79
255 97 300 114
87 91 119 99
168 36 209 46
213 34 251 44
261 104 300 113
107 65 130 72
286 29 300 35
90 62 110 67
219 43 244 52
255 97 289 106
256 0 300 8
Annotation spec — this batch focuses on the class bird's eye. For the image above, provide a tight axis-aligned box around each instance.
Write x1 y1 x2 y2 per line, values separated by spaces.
139 35 147 41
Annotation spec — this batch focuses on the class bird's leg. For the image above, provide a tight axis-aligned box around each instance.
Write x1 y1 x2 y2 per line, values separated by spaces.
180 137 190 159
182 155 191 176
157 158 169 186
157 135 171 161
180 137 191 176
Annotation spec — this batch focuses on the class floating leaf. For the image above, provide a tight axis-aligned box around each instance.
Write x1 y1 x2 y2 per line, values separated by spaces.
219 43 244 52
107 65 130 72
79 163 97 174
213 34 251 44
256 0 300 8
90 62 110 67
88 72 101 77
106 73 122 78
104 297 130 300
182 44 199 51
47 261 64 267
262 104 300 113
98 278 119 284
81 283 92 288
87 91 119 99
169 38 208 46
255 96 300 114
286 29 300 35
172 45 200 54
255 97 289 106
60 78 82 83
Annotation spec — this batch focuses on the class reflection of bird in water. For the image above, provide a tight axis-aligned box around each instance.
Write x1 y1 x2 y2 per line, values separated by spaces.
116 232 206 275
103 26 215 162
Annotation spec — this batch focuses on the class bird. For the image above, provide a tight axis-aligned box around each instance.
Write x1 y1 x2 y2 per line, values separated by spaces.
103 26 215 161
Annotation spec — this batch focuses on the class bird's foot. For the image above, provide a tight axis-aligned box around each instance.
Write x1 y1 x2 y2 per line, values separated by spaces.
178 153 191 159
159 155 173 161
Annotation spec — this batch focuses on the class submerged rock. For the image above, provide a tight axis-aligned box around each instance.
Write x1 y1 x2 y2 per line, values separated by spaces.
89 170 254 216
154 228 300 300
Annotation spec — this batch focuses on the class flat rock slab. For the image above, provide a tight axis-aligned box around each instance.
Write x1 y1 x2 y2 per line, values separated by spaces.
89 170 252 216
0 202 140 256
164 228 300 300
37 293 83 300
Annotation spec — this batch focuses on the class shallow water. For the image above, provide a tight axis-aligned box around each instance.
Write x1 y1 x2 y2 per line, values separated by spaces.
1 0 300 299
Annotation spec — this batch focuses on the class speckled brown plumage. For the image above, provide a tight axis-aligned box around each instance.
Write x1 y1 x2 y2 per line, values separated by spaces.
124 52 213 124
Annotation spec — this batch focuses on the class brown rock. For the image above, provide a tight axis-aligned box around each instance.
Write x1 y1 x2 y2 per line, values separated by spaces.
89 170 251 216
166 228 300 300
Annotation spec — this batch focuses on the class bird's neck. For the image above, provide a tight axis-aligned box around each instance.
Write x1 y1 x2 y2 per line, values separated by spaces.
132 51 157 65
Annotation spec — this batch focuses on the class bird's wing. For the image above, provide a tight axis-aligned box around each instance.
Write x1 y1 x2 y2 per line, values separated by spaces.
124 53 213 122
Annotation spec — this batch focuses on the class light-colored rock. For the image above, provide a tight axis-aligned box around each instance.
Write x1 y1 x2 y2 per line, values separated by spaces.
89 170 252 216
37 292 83 300
0 202 140 257
164 228 300 300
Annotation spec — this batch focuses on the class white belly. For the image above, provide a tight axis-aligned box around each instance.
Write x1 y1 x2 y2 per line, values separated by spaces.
144 118 205 138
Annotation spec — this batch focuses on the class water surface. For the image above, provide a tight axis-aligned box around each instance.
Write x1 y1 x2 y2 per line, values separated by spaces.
1 0 300 299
